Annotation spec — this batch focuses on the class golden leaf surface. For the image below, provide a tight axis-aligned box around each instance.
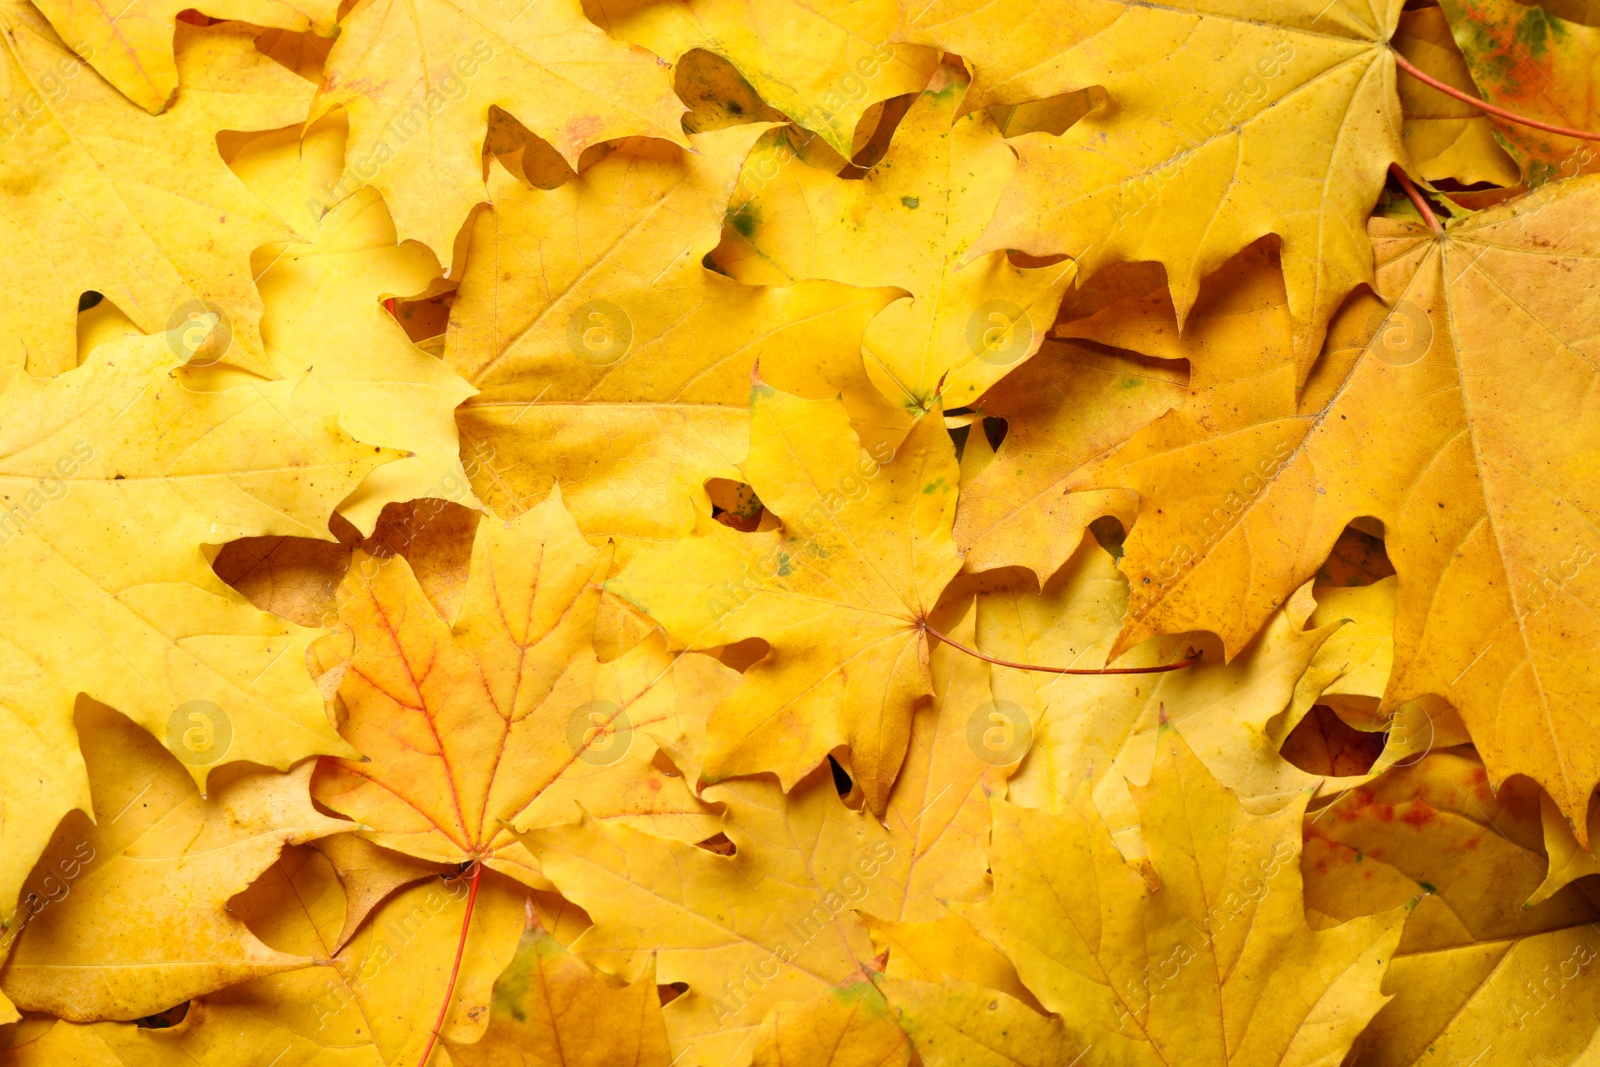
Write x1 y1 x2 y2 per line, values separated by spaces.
711 64 1077 409
881 726 1406 1067
1305 751 1600 1067
522 769 901 1066
1076 177 1600 834
606 383 961 811
586 0 937 158
30 0 335 113
900 0 1407 364
0 329 393 1015
311 487 735 888
1393 5 1520 188
445 917 673 1067
2 702 346 1021
7 7 1600 1064
952 340 1185 581
312 0 687 260
231 113 480 533
0 841 526 1064
0 14 311 379
445 124 905 538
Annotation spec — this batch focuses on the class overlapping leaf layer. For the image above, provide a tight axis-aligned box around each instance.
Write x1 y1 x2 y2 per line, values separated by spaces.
0 1 1596 1064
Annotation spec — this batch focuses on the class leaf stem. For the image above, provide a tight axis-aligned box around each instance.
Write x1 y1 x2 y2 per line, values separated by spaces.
1389 164 1443 235
419 859 483 1067
921 621 1201 675
1391 50 1600 142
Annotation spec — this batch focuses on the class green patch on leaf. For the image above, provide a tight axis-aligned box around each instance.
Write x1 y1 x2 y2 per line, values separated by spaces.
726 201 759 239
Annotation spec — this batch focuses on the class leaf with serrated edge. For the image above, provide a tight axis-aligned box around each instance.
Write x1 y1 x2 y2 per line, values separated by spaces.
522 769 901 1066
446 124 907 539
0 15 311 379
0 329 392 1021
0 842 526 1064
881 725 1405 1067
588 0 936 158
711 65 1076 411
1307 751 1600 1067
312 0 687 261
1 703 347 1020
606 384 961 811
311 487 734 885
1071 177 1600 838
901 0 1407 367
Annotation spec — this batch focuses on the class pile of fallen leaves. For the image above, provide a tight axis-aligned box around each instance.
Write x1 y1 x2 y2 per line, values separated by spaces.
1 0 1598 1063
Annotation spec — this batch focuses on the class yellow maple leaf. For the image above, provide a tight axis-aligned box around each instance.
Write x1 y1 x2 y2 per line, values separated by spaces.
587 0 937 158
1074 176 1600 836
445 124 906 538
751 982 911 1067
865 909 1040 1011
30 0 335 113
870 599 1013 925
881 724 1406 1066
0 330 392 1019
1302 577 1397 726
522 768 901 1066
606 383 962 810
0 840 528 1064
711 64 1077 409
900 0 1408 364
978 534 1391 858
1393 6 1520 188
311 486 735 884
675 48 789 134
446 916 673 1067
952 340 1185 581
975 518 1447 829
310 833 455 952
1056 241 1300 417
216 499 488 634
0 701 348 1021
1530 790 1600 907
311 0 687 260
0 14 312 379
1305 750 1600 1066
230 114 480 533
